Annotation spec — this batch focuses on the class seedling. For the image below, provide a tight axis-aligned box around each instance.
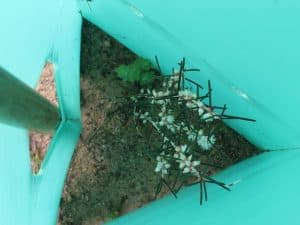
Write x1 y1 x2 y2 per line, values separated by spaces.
115 57 155 85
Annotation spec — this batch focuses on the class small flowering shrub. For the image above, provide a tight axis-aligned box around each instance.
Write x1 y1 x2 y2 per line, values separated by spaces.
117 57 255 204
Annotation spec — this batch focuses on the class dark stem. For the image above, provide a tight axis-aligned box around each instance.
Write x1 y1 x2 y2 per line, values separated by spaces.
200 182 203 205
208 80 212 108
203 181 208 202
155 56 162 75
221 114 256 122
162 179 178 199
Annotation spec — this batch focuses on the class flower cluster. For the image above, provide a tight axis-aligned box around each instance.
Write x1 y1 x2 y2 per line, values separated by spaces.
178 89 219 122
154 153 171 178
115 58 252 203
134 68 219 179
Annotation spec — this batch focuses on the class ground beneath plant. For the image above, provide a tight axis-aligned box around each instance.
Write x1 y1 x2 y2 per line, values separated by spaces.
56 20 260 225
30 63 57 173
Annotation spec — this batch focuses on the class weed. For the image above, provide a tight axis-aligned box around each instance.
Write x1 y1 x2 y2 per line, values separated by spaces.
115 57 155 85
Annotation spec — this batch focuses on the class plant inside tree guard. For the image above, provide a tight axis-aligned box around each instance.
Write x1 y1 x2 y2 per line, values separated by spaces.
115 57 155 85
114 57 255 204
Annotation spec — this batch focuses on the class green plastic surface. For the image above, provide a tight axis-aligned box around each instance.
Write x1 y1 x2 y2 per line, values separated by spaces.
1 0 300 225
0 1 81 224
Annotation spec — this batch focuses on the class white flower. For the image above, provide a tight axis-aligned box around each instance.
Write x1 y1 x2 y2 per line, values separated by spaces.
197 135 216 151
168 125 176 133
166 115 174 123
157 91 164 97
152 89 157 97
173 74 180 82
163 137 168 143
155 154 171 178
173 145 187 158
140 112 148 119
151 97 168 105
179 90 197 101
198 107 204 116
152 89 170 98
201 112 214 122
186 129 196 141
213 115 221 120
186 101 196 109
178 154 191 169
159 115 175 126
140 111 151 124
178 154 200 175
196 100 204 108
158 109 175 128
197 129 204 136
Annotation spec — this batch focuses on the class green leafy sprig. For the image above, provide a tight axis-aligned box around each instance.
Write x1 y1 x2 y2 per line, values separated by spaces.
115 57 155 85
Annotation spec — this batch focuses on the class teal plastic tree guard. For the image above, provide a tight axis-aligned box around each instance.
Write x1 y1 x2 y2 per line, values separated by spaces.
0 1 81 225
1 1 300 225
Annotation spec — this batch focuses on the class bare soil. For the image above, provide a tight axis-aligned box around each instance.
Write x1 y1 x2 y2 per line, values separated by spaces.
30 63 57 173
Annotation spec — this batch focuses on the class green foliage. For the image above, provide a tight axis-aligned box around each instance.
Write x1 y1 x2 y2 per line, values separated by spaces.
115 57 155 85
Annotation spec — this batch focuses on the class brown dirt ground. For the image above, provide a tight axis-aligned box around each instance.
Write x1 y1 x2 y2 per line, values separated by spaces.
30 63 57 173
